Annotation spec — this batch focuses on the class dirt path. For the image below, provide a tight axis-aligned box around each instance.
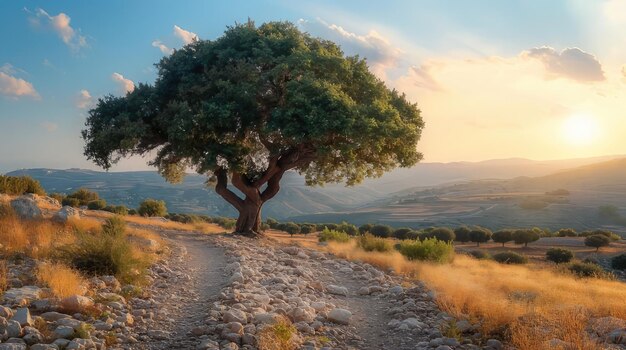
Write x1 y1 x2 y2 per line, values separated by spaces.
133 231 228 350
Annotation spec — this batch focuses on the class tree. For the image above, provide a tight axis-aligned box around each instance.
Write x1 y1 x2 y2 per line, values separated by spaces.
266 218 279 229
336 222 358 236
584 234 611 252
282 222 300 237
492 230 513 247
427 227 455 243
87 199 107 210
546 248 573 264
81 21 424 237
454 226 471 243
370 224 393 238
300 224 315 235
469 228 492 247
557 228 577 237
138 199 168 217
512 229 540 248
359 224 373 235
392 227 413 240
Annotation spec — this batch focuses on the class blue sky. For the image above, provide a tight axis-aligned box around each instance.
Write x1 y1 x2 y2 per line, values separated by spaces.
1 0 625 172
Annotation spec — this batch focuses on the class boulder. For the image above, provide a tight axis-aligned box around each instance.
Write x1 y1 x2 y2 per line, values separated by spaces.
0 344 27 350
12 308 32 327
253 313 281 325
223 309 247 324
326 285 348 296
10 197 42 220
52 206 80 223
2 286 42 305
60 295 93 312
53 325 75 339
327 308 352 325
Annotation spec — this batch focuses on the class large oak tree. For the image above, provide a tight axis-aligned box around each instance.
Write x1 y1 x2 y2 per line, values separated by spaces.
82 21 424 236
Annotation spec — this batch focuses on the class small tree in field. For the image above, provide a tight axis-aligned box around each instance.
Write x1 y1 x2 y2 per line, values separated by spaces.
492 230 513 247
584 234 611 252
138 199 168 217
469 228 492 247
512 229 540 248
546 248 574 264
370 224 393 238
454 226 471 243
426 227 455 243
557 228 577 237
81 21 424 237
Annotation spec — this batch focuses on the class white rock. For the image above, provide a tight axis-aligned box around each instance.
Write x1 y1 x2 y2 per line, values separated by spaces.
60 295 93 311
327 308 352 325
2 286 42 304
52 206 80 223
253 313 281 325
229 272 244 284
326 285 348 296
223 309 247 324
357 286 371 295
12 308 32 327
10 197 42 220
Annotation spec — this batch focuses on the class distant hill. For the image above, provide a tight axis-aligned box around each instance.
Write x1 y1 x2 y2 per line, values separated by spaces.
5 155 624 221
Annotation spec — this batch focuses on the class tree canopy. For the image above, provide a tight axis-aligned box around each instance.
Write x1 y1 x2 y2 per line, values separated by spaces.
82 21 424 235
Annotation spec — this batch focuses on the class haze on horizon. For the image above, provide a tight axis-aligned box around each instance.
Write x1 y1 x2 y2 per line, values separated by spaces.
1 1 626 173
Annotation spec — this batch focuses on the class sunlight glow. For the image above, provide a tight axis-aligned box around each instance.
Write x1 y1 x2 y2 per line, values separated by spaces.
561 114 600 145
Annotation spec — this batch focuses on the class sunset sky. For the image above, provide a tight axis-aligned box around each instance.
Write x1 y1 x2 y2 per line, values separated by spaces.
1 0 625 172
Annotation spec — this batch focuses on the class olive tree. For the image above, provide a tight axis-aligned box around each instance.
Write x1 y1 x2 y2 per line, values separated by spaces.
82 21 424 237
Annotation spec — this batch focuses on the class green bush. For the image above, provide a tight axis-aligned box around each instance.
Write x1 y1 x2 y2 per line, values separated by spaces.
282 222 301 236
557 228 577 237
318 228 351 243
396 238 454 263
546 248 574 264
467 250 491 260
584 234 611 251
356 233 393 252
610 254 626 270
568 262 605 278
128 209 138 216
336 222 358 236
266 218 279 229
424 227 455 242
370 224 393 238
492 251 527 264
587 230 621 241
492 230 513 247
358 223 373 235
392 228 413 240
61 197 81 208
213 216 236 229
454 226 471 242
104 205 128 216
102 216 126 237
87 199 107 210
512 229 540 247
137 199 167 217
0 175 46 196
66 188 99 206
469 228 492 247
316 223 337 231
300 224 315 235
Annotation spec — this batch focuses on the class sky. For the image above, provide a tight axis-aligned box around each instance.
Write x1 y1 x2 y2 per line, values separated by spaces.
1 0 626 172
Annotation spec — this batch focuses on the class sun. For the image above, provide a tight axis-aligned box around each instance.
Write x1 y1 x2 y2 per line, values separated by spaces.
561 114 599 145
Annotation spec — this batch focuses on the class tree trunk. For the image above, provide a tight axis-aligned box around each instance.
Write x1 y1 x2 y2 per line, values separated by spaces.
234 199 263 237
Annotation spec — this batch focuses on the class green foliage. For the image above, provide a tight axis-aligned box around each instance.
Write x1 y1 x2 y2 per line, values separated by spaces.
300 224 315 235
546 248 574 264
469 228 492 247
396 238 454 263
586 230 620 241
213 216 236 229
356 233 393 252
423 227 455 242
610 254 626 270
49 193 65 203
137 199 167 217
492 251 527 264
318 228 351 243
102 216 126 237
128 209 137 216
61 197 81 208
467 250 491 260
335 222 358 236
392 227 413 240
87 199 107 210
512 229 540 247
0 175 46 196
557 228 577 237
454 226 471 242
282 222 301 236
266 218 279 229
370 224 393 238
492 230 513 247
584 234 611 251
104 205 128 216
316 223 337 231
359 223 373 235
66 188 99 206
568 262 606 278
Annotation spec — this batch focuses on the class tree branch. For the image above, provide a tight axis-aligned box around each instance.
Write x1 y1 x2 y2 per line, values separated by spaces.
231 171 259 199
261 170 285 202
214 168 244 211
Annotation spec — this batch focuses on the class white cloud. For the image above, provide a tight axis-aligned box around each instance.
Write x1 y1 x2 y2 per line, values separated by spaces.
152 40 173 55
298 18 402 79
0 69 38 98
75 89 93 109
39 121 58 132
111 73 135 94
173 25 198 45
522 47 605 82
27 8 87 51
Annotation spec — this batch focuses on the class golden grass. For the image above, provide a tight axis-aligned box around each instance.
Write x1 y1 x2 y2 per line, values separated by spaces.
0 260 7 293
0 214 77 258
320 240 626 349
88 210 225 234
257 315 299 350
37 262 86 298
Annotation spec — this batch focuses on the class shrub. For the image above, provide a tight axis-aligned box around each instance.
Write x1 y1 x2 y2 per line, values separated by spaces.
0 260 7 294
104 205 128 216
257 315 298 350
266 218 279 229
493 251 527 264
467 250 491 260
318 228 351 243
0 175 46 196
584 234 611 252
492 230 513 247
557 228 577 237
336 222 358 236
359 223 373 235
300 224 315 235
392 227 413 240
588 230 621 241
568 262 605 278
138 199 167 217
546 248 574 264
66 188 99 206
370 224 393 238
427 227 455 242
102 216 126 237
128 209 137 216
512 229 540 247
87 199 107 210
213 217 236 229
315 223 337 231
454 226 471 242
36 262 86 298
356 233 393 252
469 228 492 247
396 238 454 263
282 222 301 236
62 197 81 208
610 254 626 270
49 193 65 203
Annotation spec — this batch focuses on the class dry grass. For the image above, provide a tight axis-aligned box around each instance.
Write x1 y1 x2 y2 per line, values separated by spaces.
0 213 76 258
37 262 86 298
257 315 300 350
318 240 626 349
89 211 225 234
0 260 7 294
